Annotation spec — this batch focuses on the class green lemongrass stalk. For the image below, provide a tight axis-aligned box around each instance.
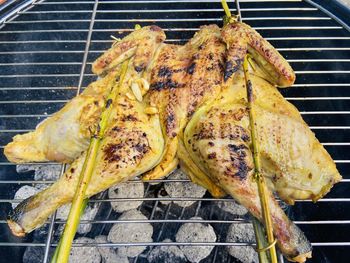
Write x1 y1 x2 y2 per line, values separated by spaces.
243 56 278 263
221 0 232 17
53 59 130 263
220 1 278 261
252 212 271 263
221 0 238 25
252 217 270 263
51 199 88 263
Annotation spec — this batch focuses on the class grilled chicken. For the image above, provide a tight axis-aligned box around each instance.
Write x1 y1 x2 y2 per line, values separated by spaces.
6 23 342 262
4 26 166 164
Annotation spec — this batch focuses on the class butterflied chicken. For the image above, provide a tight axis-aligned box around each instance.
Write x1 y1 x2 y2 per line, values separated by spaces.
6 22 341 262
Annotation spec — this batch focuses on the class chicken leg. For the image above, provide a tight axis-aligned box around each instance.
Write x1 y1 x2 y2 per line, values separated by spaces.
8 49 165 237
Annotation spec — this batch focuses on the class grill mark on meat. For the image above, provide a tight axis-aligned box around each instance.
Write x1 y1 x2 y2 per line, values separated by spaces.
187 63 196 74
226 143 252 180
158 66 173 78
241 131 250 142
166 112 177 138
134 65 144 72
105 98 113 108
208 152 216 159
194 122 250 142
224 58 244 81
111 126 122 132
121 114 138 122
228 144 248 158
134 143 149 154
103 131 150 165
150 80 185 91
103 143 123 163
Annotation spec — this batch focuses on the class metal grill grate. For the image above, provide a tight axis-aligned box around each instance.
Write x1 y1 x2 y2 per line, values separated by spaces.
0 0 350 262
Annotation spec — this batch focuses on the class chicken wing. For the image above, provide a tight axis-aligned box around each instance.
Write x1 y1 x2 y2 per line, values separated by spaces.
92 25 165 76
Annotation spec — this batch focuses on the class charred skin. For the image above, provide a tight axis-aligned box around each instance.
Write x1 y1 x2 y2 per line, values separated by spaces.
183 99 312 261
8 62 165 236
143 25 225 181
92 25 166 76
222 21 295 87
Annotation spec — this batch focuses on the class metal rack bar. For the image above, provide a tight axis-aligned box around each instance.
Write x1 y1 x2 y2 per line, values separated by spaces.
3 17 332 23
0 0 350 262
3 241 350 247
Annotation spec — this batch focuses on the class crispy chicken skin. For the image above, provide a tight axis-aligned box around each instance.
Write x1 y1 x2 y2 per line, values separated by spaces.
6 23 342 262
142 25 226 191
222 22 295 87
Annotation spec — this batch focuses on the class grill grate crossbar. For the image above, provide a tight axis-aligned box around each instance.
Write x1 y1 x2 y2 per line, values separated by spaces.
0 0 350 262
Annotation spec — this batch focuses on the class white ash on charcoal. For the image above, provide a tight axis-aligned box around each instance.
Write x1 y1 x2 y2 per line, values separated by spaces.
162 169 206 207
225 223 258 263
16 164 97 234
108 209 153 258
108 181 144 213
147 239 186 263
175 217 217 263
216 200 248 217
56 203 99 234
16 164 62 190
12 185 39 209
22 246 52 263
69 237 101 263
16 164 40 173
32 164 62 181
94 235 129 263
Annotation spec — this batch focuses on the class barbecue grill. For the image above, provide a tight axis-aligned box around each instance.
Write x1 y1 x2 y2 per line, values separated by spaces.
1 0 350 262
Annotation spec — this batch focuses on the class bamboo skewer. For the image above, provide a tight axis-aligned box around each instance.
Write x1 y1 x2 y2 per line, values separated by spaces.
220 1 278 262
52 59 130 263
